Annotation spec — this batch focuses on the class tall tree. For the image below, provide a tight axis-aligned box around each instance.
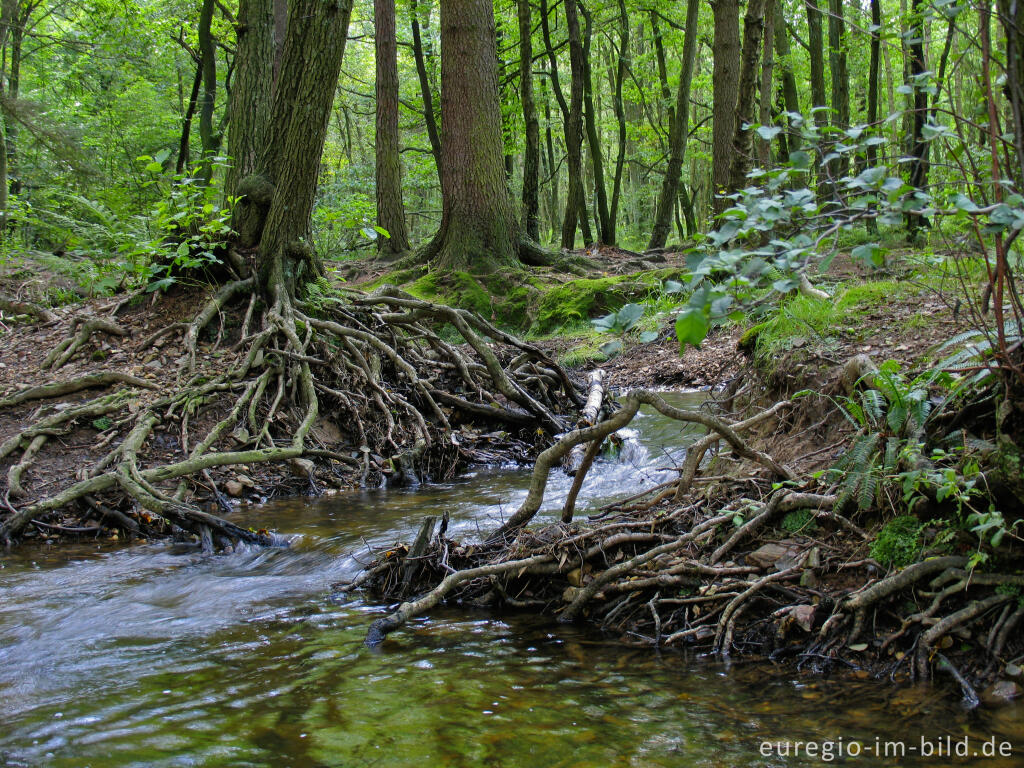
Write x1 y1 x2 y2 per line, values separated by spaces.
773 0 800 153
649 0 699 249
231 0 355 299
410 0 441 177
711 0 740 214
375 0 411 256
225 0 275 198
516 0 540 241
579 2 610 244
424 0 520 271
804 0 829 196
559 0 588 249
828 0 850 177
727 0 767 194
197 0 219 184
905 0 928 235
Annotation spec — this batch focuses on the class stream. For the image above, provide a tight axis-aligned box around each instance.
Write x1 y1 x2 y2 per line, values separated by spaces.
1 392 1021 767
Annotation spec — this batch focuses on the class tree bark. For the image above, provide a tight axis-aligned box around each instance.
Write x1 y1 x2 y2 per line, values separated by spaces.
758 0 775 168
197 0 219 184
828 0 850 177
517 0 540 241
727 0 767 195
426 0 520 272
804 0 829 197
225 0 275 199
252 0 355 300
607 0 628 244
712 0 741 214
375 0 411 256
177 61 203 175
649 0 699 249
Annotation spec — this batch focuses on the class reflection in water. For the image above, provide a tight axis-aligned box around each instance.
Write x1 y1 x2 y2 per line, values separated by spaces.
1 393 1020 766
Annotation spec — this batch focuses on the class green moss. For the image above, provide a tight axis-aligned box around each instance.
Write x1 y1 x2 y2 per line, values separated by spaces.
870 515 925 569
530 276 635 334
781 509 816 533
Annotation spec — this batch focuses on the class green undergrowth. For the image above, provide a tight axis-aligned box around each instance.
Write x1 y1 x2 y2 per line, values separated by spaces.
741 277 929 371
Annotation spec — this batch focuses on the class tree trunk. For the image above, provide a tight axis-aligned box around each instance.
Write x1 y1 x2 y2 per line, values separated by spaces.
225 0 275 198
517 0 540 241
579 2 610 244
426 0 520 272
906 0 929 236
865 0 881 232
712 0 741 214
607 0 628 244
828 0 850 177
5 1 25 195
197 0 219 184
410 0 442 178
758 0 775 168
177 61 203 175
804 0 829 197
649 0 699 249
541 69 559 240
375 0 411 256
727 0 767 195
560 0 587 249
251 0 355 301
773 0 800 151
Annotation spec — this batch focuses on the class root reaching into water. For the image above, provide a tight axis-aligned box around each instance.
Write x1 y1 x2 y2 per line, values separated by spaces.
0 284 582 548
355 384 1024 696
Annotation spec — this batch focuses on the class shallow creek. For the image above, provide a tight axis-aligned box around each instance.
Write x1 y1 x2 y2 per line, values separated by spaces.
1 392 1021 767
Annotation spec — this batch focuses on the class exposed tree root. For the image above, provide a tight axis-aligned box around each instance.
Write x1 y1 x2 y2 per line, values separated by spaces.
353 381 1024 698
1 284 583 548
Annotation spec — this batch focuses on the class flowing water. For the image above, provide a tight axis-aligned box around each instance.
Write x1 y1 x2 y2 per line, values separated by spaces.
1 392 1021 767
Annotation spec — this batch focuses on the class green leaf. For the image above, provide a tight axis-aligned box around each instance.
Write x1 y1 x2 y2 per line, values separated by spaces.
851 242 885 268
675 308 709 350
664 279 684 294
599 339 624 357
617 303 645 331
591 313 618 332
756 125 782 140
638 330 660 343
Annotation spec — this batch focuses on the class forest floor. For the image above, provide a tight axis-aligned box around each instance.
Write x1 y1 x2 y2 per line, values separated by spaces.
2 248 1022 706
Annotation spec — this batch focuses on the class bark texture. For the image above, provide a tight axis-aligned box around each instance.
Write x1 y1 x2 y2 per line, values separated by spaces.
711 0 740 214
427 0 520 272
375 0 411 256
517 0 540 241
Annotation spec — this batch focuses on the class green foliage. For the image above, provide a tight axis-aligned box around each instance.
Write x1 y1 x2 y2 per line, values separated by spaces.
92 417 113 432
870 515 925 569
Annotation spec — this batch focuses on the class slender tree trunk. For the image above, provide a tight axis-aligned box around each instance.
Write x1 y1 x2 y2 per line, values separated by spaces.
866 0 881 232
726 0 767 195
225 0 274 198
517 0 540 241
541 70 559 240
177 61 203 175
649 0 699 248
804 0 829 197
607 0 629 243
411 0 441 178
773 0 800 151
712 0 741 214
5 4 24 194
758 0 775 168
560 0 587 249
197 0 219 184
579 2 610 244
375 0 411 255
427 0 520 272
906 0 929 236
828 0 850 177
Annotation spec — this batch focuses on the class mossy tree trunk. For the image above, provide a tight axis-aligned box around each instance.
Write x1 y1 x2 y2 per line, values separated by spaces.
726 0 767 196
375 0 411 257
426 0 520 273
